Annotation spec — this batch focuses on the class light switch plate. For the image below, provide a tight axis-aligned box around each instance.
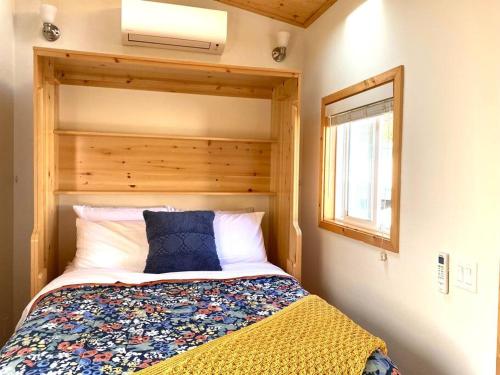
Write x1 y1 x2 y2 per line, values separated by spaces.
455 260 477 293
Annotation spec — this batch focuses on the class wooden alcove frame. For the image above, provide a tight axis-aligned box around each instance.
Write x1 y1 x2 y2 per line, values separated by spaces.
31 47 302 297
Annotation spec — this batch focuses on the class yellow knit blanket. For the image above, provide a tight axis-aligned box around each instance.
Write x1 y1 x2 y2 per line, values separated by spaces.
137 295 386 375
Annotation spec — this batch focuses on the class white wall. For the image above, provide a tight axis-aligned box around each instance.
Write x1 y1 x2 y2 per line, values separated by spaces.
59 86 272 139
0 0 14 345
12 0 304 322
301 1 500 374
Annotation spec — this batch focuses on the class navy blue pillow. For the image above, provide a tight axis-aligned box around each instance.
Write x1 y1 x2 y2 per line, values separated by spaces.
142 210 222 274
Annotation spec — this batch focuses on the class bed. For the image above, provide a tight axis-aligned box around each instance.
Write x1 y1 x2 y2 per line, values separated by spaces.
1 264 399 374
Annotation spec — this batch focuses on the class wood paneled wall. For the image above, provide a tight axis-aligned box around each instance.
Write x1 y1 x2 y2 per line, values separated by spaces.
56 131 273 194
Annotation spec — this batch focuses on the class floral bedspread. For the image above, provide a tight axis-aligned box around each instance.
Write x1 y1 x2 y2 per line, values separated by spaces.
0 276 400 374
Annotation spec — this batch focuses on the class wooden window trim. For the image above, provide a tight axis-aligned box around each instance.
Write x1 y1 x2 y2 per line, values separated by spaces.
318 66 404 252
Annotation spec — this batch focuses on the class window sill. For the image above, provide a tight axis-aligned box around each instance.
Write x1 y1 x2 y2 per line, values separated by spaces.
318 219 398 253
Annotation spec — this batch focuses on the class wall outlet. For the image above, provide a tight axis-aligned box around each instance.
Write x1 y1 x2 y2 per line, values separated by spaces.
455 260 477 293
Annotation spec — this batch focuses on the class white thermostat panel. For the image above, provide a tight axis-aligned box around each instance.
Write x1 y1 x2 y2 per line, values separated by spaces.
437 252 449 294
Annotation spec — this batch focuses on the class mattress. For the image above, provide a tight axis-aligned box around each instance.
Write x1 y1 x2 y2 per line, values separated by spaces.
1 263 400 374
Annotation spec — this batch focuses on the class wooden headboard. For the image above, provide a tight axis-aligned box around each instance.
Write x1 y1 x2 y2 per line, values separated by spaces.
31 47 302 297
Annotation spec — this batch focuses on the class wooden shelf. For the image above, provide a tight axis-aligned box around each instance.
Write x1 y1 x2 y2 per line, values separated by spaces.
55 190 276 196
54 130 277 144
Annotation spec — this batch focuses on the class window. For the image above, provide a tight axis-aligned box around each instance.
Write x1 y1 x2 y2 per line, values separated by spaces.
319 67 404 252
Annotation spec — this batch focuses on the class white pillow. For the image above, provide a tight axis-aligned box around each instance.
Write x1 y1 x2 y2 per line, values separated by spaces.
72 218 149 272
214 212 267 265
71 211 267 272
73 205 176 221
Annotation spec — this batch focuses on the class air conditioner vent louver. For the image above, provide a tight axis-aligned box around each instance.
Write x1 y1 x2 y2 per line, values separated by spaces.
127 34 213 50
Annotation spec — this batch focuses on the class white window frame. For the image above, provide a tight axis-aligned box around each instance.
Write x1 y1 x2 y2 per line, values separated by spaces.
335 115 389 235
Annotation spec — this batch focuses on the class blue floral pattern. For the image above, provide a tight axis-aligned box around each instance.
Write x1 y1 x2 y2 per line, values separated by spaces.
365 350 401 375
0 276 400 374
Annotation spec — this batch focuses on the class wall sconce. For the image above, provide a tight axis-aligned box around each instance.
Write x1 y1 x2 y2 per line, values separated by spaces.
272 31 290 62
40 4 60 41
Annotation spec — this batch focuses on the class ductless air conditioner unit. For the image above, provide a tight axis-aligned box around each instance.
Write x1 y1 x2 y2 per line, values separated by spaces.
121 0 227 54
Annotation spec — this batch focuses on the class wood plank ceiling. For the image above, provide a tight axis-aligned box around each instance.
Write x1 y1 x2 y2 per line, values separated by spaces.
215 0 337 28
